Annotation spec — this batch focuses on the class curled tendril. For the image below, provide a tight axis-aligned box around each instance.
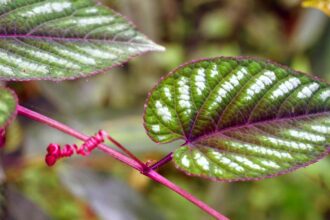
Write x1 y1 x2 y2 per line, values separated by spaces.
45 130 149 170
45 130 109 166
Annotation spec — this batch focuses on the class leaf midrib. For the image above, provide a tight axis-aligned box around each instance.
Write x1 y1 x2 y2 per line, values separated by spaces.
0 34 155 46
190 111 330 144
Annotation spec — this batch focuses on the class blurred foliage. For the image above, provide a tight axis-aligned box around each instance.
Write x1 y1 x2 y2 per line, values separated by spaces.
302 0 330 16
1 0 330 219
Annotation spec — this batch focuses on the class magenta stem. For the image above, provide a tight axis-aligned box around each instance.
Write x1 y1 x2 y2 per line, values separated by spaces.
149 152 173 170
17 105 229 220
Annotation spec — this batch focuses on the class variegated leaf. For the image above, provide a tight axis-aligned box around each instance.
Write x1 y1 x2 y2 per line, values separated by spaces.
0 0 164 81
144 57 330 181
0 87 17 130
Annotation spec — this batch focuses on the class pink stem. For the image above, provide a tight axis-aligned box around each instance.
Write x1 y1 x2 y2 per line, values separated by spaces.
17 105 229 220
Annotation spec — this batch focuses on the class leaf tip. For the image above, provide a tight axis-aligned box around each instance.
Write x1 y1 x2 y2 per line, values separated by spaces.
152 43 166 52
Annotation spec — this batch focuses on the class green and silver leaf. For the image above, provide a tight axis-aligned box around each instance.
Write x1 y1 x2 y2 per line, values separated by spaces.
0 0 164 81
0 87 17 130
144 57 330 181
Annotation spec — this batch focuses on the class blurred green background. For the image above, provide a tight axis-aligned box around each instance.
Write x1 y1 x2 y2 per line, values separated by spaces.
2 0 330 219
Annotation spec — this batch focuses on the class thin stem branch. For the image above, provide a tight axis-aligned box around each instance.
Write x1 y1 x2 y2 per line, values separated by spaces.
149 152 173 170
105 133 149 171
17 105 229 220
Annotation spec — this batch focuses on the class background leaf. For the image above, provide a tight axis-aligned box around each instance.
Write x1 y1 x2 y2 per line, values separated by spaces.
302 0 330 16
0 0 164 81
0 87 17 130
144 57 330 181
